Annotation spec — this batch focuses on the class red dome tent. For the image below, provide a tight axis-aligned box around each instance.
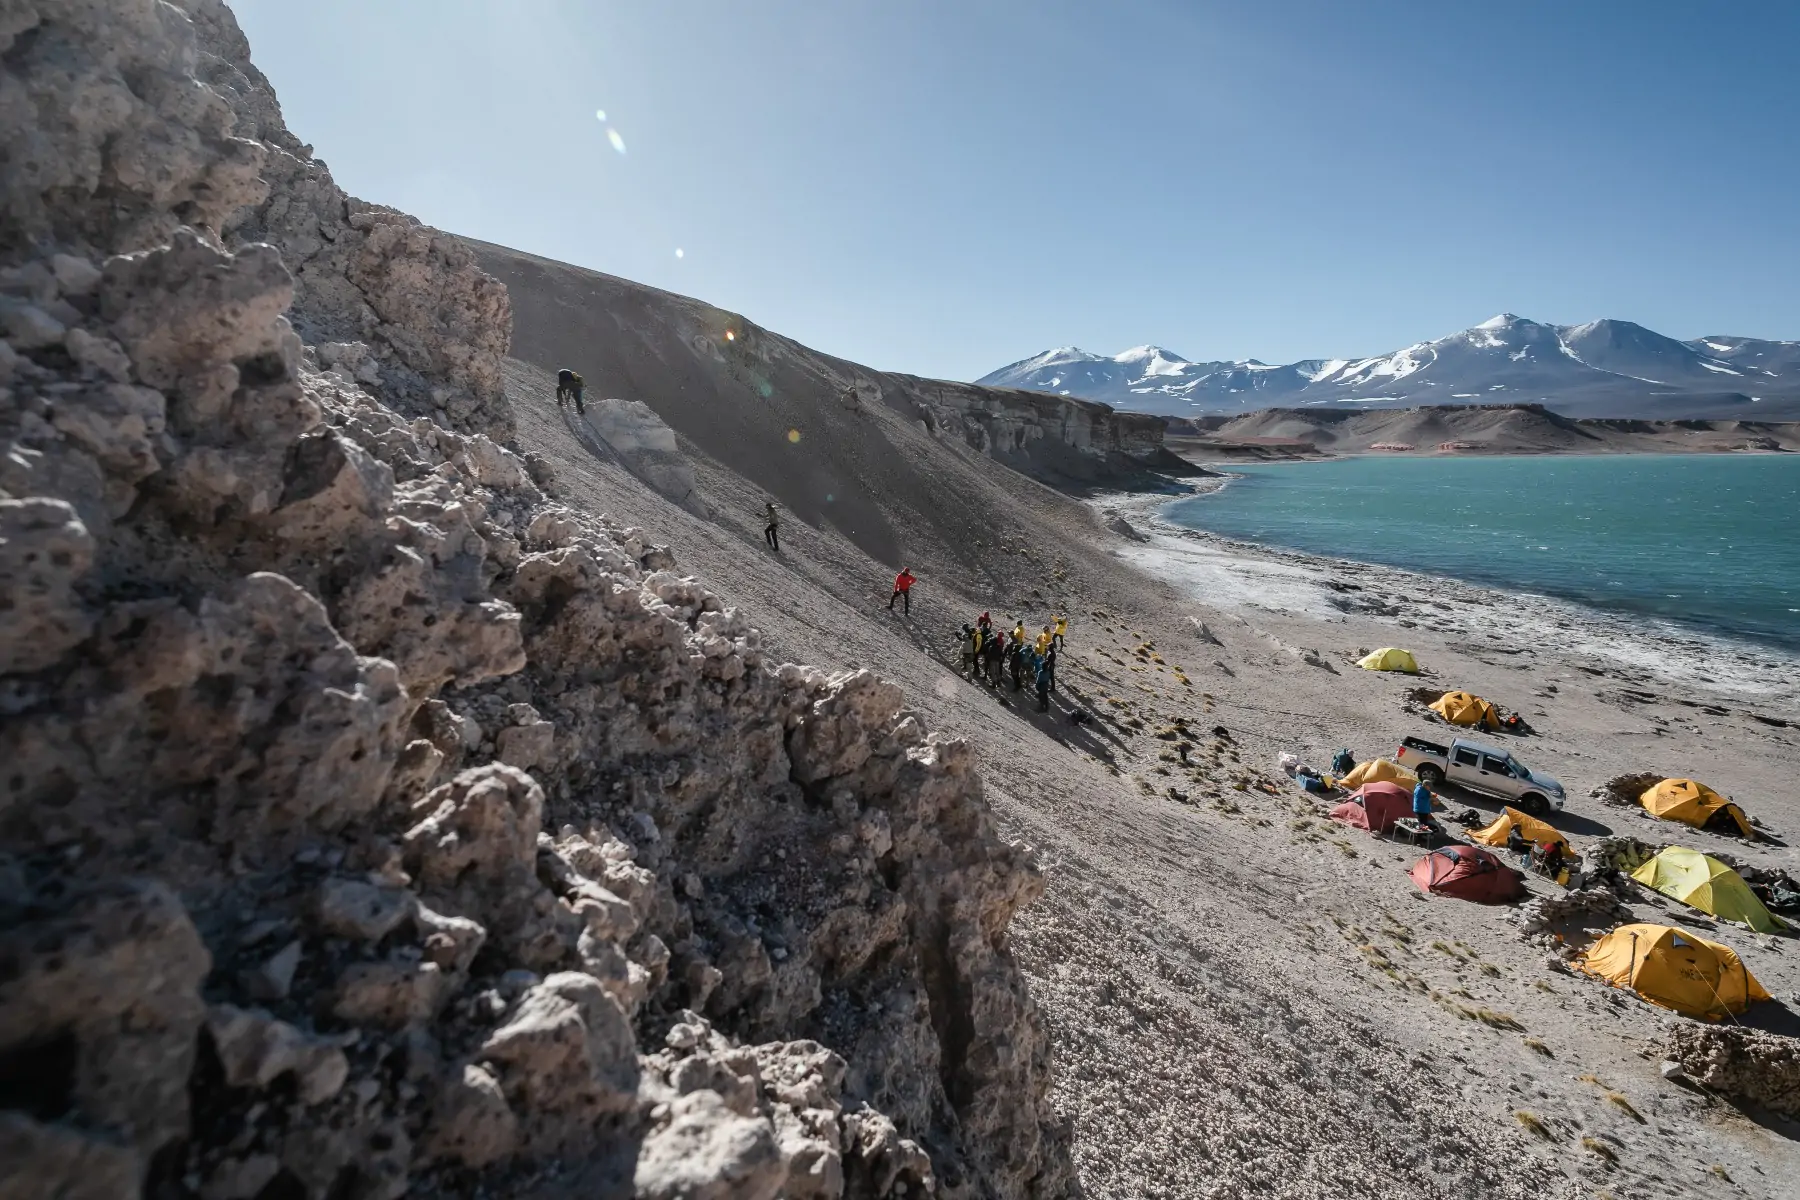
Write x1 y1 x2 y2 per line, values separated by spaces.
1330 781 1412 834
1409 845 1525 904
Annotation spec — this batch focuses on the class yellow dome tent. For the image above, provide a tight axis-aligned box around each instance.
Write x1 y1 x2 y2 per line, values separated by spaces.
1468 807 1569 852
1429 690 1502 730
1357 647 1419 673
1629 848 1783 934
1338 758 1419 790
1578 922 1770 1020
1640 778 1755 839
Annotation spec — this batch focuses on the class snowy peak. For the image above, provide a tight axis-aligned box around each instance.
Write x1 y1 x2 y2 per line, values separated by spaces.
977 313 1800 419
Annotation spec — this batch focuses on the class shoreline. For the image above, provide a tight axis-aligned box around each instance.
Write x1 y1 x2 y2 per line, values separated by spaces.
1090 482 1800 707
1166 445 1799 466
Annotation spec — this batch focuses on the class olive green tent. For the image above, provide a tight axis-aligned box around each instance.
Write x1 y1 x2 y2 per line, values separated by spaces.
1356 647 1419 673
1630 847 1783 934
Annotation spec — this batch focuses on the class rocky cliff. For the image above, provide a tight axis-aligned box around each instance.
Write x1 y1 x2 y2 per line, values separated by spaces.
0 3 1067 1198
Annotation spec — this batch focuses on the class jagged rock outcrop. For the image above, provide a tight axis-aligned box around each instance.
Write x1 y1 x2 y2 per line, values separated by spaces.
0 3 1066 1198
1659 1025 1800 1119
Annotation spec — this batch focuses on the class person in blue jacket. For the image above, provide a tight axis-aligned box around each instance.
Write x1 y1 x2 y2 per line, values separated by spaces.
1412 780 1438 832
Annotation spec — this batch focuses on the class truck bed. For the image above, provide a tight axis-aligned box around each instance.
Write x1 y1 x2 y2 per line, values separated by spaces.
1401 736 1448 757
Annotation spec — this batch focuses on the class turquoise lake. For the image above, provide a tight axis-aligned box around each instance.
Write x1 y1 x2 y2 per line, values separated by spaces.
1162 454 1800 654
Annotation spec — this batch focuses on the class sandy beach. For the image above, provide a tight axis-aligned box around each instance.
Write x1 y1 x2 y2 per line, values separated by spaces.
1095 480 1800 708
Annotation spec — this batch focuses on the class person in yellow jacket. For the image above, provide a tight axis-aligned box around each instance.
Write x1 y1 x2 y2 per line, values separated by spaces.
1035 626 1053 655
1053 614 1068 649
1012 620 1027 649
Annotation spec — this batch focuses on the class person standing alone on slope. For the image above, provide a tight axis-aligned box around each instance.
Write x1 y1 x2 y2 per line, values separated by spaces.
762 501 780 553
890 567 916 614
556 368 585 415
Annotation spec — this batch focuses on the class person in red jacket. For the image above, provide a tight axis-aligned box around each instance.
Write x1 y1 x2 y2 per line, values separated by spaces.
889 567 917 614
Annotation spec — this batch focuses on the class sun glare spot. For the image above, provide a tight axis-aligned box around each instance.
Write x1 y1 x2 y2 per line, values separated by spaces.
675 248 684 259
607 128 627 154
725 330 735 341
787 429 801 443
594 109 607 122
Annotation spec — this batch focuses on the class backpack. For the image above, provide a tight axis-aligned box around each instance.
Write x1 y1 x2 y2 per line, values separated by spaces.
557 368 573 387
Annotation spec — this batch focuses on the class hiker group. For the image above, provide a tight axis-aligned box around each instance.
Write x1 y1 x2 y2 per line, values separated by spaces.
958 612 1067 713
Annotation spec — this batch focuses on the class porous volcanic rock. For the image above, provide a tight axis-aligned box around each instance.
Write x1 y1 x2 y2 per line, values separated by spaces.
0 2 1067 1197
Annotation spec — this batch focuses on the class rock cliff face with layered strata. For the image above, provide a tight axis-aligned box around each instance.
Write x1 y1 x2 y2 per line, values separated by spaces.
0 2 1066 1197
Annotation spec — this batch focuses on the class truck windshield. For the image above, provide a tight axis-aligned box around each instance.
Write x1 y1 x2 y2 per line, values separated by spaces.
1508 758 1529 779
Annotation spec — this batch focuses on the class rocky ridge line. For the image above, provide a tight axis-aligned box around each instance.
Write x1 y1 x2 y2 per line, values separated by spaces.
0 2 1067 1197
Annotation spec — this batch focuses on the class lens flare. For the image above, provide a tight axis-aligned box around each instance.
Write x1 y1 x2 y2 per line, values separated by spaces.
594 109 607 122
724 330 735 341
674 248 684 259
786 429 801 444
607 128 627 155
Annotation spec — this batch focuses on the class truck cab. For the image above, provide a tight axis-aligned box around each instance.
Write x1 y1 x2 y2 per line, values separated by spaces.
1395 736 1566 816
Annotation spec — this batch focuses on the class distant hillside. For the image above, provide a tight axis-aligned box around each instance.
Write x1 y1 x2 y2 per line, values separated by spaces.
981 316 1800 420
1165 403 1800 457
463 239 1186 571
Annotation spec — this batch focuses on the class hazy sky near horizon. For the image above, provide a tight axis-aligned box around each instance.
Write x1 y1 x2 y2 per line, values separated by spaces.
231 0 1800 381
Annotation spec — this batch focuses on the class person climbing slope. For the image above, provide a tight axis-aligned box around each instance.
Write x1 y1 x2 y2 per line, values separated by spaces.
762 501 781 552
889 568 916 614
959 625 978 679
1036 625 1053 656
1012 620 1027 649
1042 644 1058 695
555 368 586 415
1034 652 1052 713
1008 637 1024 691
1053 613 1068 649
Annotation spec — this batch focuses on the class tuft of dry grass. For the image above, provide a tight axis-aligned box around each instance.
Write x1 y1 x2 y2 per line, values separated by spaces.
1710 1164 1732 1182
1521 1037 1553 1057
1513 1110 1554 1140
1533 979 1558 993
1478 962 1503 978
1333 839 1359 858
1580 1136 1617 1165
1473 1008 1523 1031
1604 1092 1644 1123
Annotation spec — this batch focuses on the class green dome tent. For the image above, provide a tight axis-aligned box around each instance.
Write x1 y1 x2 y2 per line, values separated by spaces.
1630 847 1783 934
1356 647 1419 673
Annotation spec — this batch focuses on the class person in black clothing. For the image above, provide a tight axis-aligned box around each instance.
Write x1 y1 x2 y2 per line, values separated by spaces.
1034 654 1052 713
982 631 1004 687
762 501 780 552
556 368 586 414
1041 645 1058 695
1008 639 1024 691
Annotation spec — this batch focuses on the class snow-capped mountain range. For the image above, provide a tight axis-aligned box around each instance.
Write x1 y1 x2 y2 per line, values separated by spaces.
977 316 1800 420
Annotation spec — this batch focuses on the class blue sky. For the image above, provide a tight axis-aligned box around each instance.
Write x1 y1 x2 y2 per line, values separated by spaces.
231 0 1800 381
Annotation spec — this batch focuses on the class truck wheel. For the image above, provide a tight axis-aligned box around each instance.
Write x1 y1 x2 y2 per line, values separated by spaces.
1417 765 1443 785
1519 793 1549 818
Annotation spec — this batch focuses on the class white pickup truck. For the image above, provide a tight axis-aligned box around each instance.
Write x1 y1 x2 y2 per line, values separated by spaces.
1395 736 1567 816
